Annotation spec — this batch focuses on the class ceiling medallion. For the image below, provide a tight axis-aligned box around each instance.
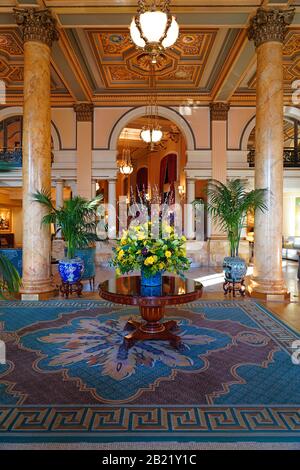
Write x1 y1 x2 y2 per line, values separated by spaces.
109 34 124 44
130 0 179 64
182 35 194 44
136 52 168 72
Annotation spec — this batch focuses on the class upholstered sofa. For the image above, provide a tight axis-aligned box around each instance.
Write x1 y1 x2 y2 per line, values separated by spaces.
282 237 300 261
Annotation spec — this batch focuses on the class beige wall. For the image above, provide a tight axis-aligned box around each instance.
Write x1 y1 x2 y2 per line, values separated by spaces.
51 108 77 149
228 107 255 149
94 107 132 149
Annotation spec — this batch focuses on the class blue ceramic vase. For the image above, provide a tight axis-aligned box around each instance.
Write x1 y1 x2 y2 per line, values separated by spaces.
223 256 247 283
141 269 163 287
58 258 84 283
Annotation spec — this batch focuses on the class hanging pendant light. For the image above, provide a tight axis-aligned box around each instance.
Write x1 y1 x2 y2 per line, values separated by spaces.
130 1 179 64
119 130 133 175
140 66 163 149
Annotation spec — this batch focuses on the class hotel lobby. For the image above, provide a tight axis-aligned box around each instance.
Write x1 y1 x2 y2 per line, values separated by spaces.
0 0 300 451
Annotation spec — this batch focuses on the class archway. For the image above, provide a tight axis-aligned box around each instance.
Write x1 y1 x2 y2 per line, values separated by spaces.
109 105 195 152
116 114 186 205
0 106 62 152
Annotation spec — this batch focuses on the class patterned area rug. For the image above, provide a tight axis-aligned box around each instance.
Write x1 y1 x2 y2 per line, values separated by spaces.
0 299 299 443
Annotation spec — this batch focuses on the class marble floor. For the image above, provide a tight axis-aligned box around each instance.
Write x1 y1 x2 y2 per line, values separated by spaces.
61 259 300 333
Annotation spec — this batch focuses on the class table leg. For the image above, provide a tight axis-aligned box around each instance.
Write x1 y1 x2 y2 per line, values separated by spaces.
122 306 183 350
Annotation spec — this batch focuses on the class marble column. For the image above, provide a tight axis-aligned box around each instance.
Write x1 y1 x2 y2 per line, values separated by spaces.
185 178 195 240
14 8 58 299
108 179 117 239
55 179 64 209
74 103 93 200
210 102 229 239
248 7 295 300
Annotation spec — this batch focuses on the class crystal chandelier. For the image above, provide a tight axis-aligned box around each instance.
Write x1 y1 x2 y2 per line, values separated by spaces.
119 130 133 175
130 0 179 64
140 68 163 149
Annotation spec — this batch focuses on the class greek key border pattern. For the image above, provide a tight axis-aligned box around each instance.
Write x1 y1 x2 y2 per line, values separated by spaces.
0 406 299 437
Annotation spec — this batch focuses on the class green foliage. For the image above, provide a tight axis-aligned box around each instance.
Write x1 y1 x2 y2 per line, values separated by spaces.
33 190 103 259
112 223 190 278
0 161 21 296
206 179 267 257
0 253 21 298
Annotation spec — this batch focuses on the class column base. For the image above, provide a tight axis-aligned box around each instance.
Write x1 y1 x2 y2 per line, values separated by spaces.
21 290 58 301
247 278 290 302
20 281 58 301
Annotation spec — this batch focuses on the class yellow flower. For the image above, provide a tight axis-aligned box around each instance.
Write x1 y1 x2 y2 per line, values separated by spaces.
121 238 127 245
164 225 172 234
144 256 154 265
116 268 121 276
159 262 164 270
118 249 124 259
181 235 186 242
165 250 172 258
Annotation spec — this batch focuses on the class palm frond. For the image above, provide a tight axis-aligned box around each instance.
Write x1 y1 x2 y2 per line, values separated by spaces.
33 190 102 258
0 253 21 296
206 178 267 256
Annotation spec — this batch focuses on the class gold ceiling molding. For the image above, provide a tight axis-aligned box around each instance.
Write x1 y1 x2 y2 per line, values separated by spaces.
0 30 23 57
86 28 216 91
248 7 295 49
14 8 59 48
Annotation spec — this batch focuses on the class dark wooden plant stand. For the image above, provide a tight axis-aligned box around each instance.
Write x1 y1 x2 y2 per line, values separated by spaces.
60 280 83 299
223 279 246 297
99 276 203 350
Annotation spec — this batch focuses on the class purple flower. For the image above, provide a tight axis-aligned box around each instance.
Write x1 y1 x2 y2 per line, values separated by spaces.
142 247 148 256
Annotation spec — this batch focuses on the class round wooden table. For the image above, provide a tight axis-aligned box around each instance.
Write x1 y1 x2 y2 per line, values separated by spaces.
99 275 203 350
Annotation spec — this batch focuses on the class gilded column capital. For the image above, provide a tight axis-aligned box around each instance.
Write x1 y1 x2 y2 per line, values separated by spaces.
14 8 59 48
210 102 230 121
248 7 295 48
73 103 94 122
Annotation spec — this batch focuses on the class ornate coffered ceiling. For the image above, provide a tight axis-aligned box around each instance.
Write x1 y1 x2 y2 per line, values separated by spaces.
232 28 300 103
0 1 299 106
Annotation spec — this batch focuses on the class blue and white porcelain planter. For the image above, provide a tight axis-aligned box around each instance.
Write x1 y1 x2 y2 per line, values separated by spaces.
58 258 84 284
223 256 247 283
141 269 163 287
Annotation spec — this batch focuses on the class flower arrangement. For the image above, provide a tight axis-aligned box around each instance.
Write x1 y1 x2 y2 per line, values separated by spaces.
111 222 190 278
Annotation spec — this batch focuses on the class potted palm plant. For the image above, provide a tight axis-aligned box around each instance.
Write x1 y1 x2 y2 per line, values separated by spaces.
33 191 102 284
206 179 267 283
0 161 21 297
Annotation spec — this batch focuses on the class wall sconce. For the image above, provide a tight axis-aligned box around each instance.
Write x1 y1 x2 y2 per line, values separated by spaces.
178 185 185 199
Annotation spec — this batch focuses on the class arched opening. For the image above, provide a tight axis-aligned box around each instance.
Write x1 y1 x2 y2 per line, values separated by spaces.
246 115 300 248
115 115 186 205
0 115 23 167
247 117 300 167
